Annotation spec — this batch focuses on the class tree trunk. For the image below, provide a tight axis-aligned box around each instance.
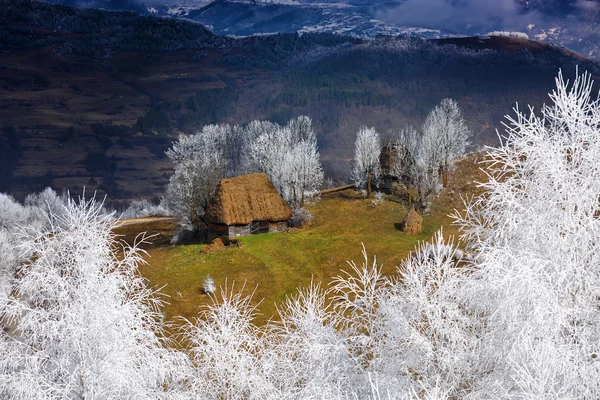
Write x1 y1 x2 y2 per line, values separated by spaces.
443 160 449 187
293 185 298 207
367 172 372 197
191 208 201 233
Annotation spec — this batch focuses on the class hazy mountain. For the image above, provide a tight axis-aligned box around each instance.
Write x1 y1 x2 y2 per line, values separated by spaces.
1 0 598 200
45 0 599 59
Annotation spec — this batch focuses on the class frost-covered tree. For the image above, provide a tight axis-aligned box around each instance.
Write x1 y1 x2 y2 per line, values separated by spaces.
455 69 600 398
352 126 382 197
0 196 188 399
224 124 246 177
0 188 69 301
246 122 291 197
181 285 275 399
167 117 323 231
285 116 323 207
0 192 37 231
390 126 419 185
421 98 471 187
284 137 323 208
244 120 283 180
24 186 68 221
166 125 228 232
375 232 476 398
269 281 352 399
382 125 442 210
246 116 323 208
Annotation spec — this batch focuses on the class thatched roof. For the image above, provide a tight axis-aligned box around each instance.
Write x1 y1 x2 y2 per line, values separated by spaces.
379 143 400 176
205 174 293 225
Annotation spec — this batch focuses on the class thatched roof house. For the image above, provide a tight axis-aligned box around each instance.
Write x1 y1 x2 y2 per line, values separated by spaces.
204 174 293 237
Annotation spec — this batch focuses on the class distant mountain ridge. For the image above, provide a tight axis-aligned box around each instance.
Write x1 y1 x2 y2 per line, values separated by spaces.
40 0 600 59
1 0 598 201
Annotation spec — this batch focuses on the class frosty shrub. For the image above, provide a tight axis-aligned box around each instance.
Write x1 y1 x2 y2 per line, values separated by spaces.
24 187 68 222
0 195 188 399
183 235 473 399
0 189 68 301
370 191 385 207
121 198 171 219
292 207 313 228
269 281 352 399
486 31 529 39
203 275 216 294
180 284 274 399
0 230 21 300
0 193 33 230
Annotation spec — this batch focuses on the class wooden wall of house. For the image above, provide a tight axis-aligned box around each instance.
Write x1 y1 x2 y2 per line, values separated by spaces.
270 221 288 232
228 224 251 237
211 221 289 237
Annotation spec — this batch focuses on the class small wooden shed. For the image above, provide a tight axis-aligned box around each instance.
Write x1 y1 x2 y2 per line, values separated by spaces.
204 174 293 237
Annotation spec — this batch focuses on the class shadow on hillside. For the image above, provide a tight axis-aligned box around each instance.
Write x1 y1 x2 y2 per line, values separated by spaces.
172 228 212 246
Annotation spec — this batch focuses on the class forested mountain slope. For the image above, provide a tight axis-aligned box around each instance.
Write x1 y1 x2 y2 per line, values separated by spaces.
1 0 598 201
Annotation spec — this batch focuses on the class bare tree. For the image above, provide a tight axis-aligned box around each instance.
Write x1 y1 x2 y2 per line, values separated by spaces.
421 98 471 187
351 126 382 197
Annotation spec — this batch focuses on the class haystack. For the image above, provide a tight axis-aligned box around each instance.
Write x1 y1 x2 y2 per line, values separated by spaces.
202 237 226 254
204 174 292 237
402 208 423 234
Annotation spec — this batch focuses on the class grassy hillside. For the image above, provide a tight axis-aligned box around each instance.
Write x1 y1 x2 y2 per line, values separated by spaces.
116 153 488 329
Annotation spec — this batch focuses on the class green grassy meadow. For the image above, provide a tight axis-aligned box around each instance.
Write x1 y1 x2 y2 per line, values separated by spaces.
140 193 428 326
127 154 487 329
